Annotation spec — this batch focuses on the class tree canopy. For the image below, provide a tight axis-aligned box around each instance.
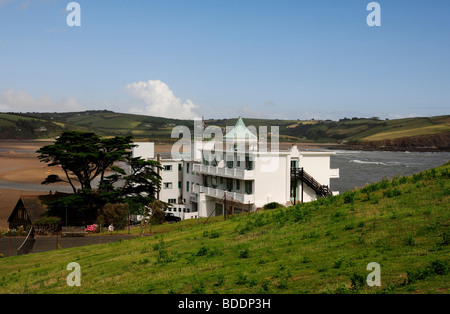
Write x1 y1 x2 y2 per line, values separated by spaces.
37 131 163 226
37 131 135 193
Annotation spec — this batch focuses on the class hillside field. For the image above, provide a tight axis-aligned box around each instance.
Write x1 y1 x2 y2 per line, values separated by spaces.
1 111 449 148
0 163 449 294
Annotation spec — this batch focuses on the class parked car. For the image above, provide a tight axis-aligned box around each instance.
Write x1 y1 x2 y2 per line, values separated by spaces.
165 213 181 223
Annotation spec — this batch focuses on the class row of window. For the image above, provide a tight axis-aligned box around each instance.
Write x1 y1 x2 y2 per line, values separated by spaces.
203 176 253 194
164 179 253 194
163 181 191 192
203 157 254 170
163 164 183 172
164 207 194 213
163 163 192 173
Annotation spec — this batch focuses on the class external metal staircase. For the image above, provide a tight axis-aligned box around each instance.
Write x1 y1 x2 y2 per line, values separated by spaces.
291 167 333 200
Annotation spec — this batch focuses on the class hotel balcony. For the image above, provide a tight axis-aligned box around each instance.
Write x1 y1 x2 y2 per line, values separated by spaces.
192 184 255 204
192 163 255 180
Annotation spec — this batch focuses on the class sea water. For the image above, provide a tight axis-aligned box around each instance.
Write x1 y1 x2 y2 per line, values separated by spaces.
330 150 450 193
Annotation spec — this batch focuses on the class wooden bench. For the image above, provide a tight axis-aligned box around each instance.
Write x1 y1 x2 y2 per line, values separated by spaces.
61 226 87 237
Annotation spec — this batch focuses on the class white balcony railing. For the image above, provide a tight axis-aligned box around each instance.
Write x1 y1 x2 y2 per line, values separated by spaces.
192 164 254 179
192 184 254 204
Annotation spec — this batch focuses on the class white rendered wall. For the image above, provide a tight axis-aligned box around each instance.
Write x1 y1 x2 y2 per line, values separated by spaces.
132 142 155 160
159 160 182 204
253 152 291 208
298 152 334 187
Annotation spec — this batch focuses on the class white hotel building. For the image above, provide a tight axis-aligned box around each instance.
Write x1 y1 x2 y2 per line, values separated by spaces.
132 117 339 220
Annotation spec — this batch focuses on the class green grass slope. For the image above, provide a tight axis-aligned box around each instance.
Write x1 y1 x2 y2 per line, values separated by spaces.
1 164 449 294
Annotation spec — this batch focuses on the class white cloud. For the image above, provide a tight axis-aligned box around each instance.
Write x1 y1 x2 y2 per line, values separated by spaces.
0 89 84 112
124 80 199 119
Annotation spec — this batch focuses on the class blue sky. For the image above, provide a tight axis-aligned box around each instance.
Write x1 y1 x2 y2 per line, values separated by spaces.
0 0 449 120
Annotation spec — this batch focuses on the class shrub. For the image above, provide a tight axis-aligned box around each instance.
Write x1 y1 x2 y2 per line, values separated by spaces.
441 231 450 246
290 206 312 223
209 230 221 239
302 231 320 240
150 207 166 225
98 203 128 229
153 238 167 251
214 274 225 287
405 234 416 246
239 248 250 259
33 217 61 234
383 188 402 198
263 202 283 210
343 192 355 204
259 280 270 293
277 277 289 290
350 273 365 290
429 259 449 275
399 176 408 184
236 273 248 285
406 259 448 284
156 249 173 264
333 258 344 269
379 177 390 189
344 223 355 231
196 246 209 256
85 224 98 234
191 281 206 294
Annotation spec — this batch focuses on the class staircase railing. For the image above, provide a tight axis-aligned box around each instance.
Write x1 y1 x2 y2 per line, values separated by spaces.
291 168 332 198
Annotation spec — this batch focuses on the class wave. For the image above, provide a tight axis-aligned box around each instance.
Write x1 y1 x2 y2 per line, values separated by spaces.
349 159 401 166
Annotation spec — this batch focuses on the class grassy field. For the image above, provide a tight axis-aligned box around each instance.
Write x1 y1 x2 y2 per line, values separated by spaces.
2 111 448 143
347 116 450 141
0 163 449 294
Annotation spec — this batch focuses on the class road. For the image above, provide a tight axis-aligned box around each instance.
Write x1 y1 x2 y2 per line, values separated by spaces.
0 234 139 257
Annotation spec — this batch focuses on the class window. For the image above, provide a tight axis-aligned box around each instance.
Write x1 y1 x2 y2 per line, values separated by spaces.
226 178 233 192
245 156 253 170
178 163 182 171
186 181 190 192
186 162 190 173
236 180 240 190
291 160 298 169
245 181 253 194
163 182 173 189
178 181 182 189
168 199 176 204
164 165 172 171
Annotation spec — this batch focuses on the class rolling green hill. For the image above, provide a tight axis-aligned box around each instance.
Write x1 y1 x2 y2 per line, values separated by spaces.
0 111 449 148
0 163 448 294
